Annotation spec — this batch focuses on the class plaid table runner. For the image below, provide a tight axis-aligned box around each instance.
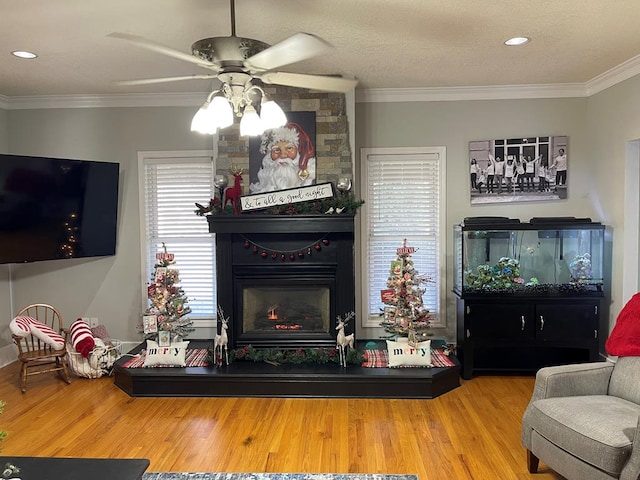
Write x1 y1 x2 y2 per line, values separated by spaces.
122 348 210 368
361 348 455 368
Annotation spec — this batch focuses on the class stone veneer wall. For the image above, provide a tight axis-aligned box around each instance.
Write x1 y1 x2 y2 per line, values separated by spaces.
214 85 352 191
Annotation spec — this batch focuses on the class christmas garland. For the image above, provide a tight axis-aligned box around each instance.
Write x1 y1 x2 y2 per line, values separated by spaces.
195 192 364 217
211 345 364 366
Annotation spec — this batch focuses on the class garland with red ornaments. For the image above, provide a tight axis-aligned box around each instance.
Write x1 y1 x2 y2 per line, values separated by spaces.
241 234 331 261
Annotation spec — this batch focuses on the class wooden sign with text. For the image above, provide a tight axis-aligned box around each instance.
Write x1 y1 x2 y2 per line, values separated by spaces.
240 183 335 211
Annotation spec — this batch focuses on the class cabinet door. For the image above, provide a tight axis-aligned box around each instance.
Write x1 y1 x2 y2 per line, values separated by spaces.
467 302 534 340
535 303 598 342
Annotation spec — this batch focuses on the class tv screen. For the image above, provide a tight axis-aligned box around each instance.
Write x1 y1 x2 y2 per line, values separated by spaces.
0 154 119 264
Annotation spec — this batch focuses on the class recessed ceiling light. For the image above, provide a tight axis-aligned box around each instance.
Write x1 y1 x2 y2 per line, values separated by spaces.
504 37 530 46
11 50 38 59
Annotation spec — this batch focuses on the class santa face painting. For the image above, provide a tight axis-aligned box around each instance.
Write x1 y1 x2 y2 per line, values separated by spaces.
249 123 317 194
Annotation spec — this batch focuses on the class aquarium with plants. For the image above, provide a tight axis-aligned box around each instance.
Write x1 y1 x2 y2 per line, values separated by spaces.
453 217 605 296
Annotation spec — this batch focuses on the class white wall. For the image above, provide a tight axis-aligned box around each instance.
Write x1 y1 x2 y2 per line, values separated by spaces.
586 74 640 336
0 109 13 348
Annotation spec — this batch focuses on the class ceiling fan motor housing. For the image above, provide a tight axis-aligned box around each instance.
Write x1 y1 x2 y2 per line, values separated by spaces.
191 37 270 67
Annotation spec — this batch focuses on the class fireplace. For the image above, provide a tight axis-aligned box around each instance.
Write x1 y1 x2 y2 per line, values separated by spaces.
208 215 355 349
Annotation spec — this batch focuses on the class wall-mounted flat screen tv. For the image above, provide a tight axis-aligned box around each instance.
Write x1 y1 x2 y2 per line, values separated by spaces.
0 154 119 264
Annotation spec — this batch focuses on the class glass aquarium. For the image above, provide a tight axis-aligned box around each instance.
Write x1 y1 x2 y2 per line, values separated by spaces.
454 217 605 296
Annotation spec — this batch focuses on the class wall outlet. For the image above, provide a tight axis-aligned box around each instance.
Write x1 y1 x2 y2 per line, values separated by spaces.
80 317 90 324
89 317 99 327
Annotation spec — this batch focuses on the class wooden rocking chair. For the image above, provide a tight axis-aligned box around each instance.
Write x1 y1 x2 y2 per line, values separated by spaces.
12 303 72 392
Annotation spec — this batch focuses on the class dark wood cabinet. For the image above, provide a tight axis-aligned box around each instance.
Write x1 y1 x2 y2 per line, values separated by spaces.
456 297 601 379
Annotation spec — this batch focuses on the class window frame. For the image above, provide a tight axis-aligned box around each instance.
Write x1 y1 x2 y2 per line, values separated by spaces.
359 146 447 329
138 150 217 328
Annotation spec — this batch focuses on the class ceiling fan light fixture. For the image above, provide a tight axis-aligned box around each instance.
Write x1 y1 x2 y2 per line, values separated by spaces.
209 95 234 129
191 91 234 135
191 103 216 134
260 99 287 130
239 104 264 137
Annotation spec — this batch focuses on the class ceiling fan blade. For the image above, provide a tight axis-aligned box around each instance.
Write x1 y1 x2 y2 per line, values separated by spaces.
244 32 333 72
260 72 358 93
116 74 218 86
108 32 220 71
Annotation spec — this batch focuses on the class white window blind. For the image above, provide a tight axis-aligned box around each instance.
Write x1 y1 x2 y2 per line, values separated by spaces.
141 153 216 320
360 147 446 327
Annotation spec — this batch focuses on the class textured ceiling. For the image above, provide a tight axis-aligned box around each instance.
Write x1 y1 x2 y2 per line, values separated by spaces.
1 0 640 97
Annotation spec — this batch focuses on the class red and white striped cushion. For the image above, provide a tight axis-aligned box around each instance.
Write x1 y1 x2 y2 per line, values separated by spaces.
10 315 66 350
69 319 95 358
29 320 65 350
9 315 33 337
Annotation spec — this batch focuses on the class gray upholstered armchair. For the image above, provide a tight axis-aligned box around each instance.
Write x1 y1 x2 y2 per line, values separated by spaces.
522 358 640 479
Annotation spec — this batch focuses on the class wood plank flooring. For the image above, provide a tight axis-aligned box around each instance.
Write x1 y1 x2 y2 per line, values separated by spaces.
0 361 563 479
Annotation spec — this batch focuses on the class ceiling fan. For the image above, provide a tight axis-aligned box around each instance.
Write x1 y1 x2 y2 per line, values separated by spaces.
108 0 358 96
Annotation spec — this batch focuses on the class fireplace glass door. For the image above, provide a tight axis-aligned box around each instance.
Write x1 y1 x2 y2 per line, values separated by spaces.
235 274 337 348
243 286 330 334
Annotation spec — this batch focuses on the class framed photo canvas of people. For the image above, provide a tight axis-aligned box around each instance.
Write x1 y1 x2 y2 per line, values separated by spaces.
248 111 317 194
468 135 568 205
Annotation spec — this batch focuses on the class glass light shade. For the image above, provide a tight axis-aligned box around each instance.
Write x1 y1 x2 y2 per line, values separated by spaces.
240 105 264 137
190 96 234 135
209 96 234 129
260 100 287 130
190 105 216 134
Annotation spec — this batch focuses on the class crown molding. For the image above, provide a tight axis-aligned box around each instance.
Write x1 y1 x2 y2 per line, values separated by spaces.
355 83 587 103
4 92 207 110
1 55 639 110
585 53 640 96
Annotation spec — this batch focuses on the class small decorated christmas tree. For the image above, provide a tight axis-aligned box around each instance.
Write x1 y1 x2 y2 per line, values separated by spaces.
141 243 194 341
380 239 432 344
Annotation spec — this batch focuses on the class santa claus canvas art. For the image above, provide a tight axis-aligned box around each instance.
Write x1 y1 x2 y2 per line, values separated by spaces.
249 111 317 194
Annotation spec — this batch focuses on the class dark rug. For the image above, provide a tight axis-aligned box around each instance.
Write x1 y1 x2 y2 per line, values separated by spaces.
142 474 417 480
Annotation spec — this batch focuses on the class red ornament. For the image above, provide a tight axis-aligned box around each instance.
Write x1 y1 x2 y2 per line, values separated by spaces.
290 254 296 261
260 251 268 258
322 239 330 246
243 240 250 249
271 252 277 260
315 244 321 251
252 245 258 254
298 251 304 258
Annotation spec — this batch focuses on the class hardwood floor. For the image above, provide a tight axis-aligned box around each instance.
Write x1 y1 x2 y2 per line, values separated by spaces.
0 361 564 479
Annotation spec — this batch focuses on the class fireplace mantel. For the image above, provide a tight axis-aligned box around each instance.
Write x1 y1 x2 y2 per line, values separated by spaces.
207 214 355 234
208 213 356 349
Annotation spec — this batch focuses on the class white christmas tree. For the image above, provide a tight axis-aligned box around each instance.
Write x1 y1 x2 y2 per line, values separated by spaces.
380 239 432 345
141 243 194 341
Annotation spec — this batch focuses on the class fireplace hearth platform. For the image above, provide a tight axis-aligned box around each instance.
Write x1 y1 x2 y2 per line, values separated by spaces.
113 340 461 399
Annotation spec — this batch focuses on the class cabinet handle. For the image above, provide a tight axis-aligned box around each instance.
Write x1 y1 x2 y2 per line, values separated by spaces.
595 305 598 315
521 316 525 331
466 329 471 339
594 329 598 339
539 315 545 331
466 306 470 315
